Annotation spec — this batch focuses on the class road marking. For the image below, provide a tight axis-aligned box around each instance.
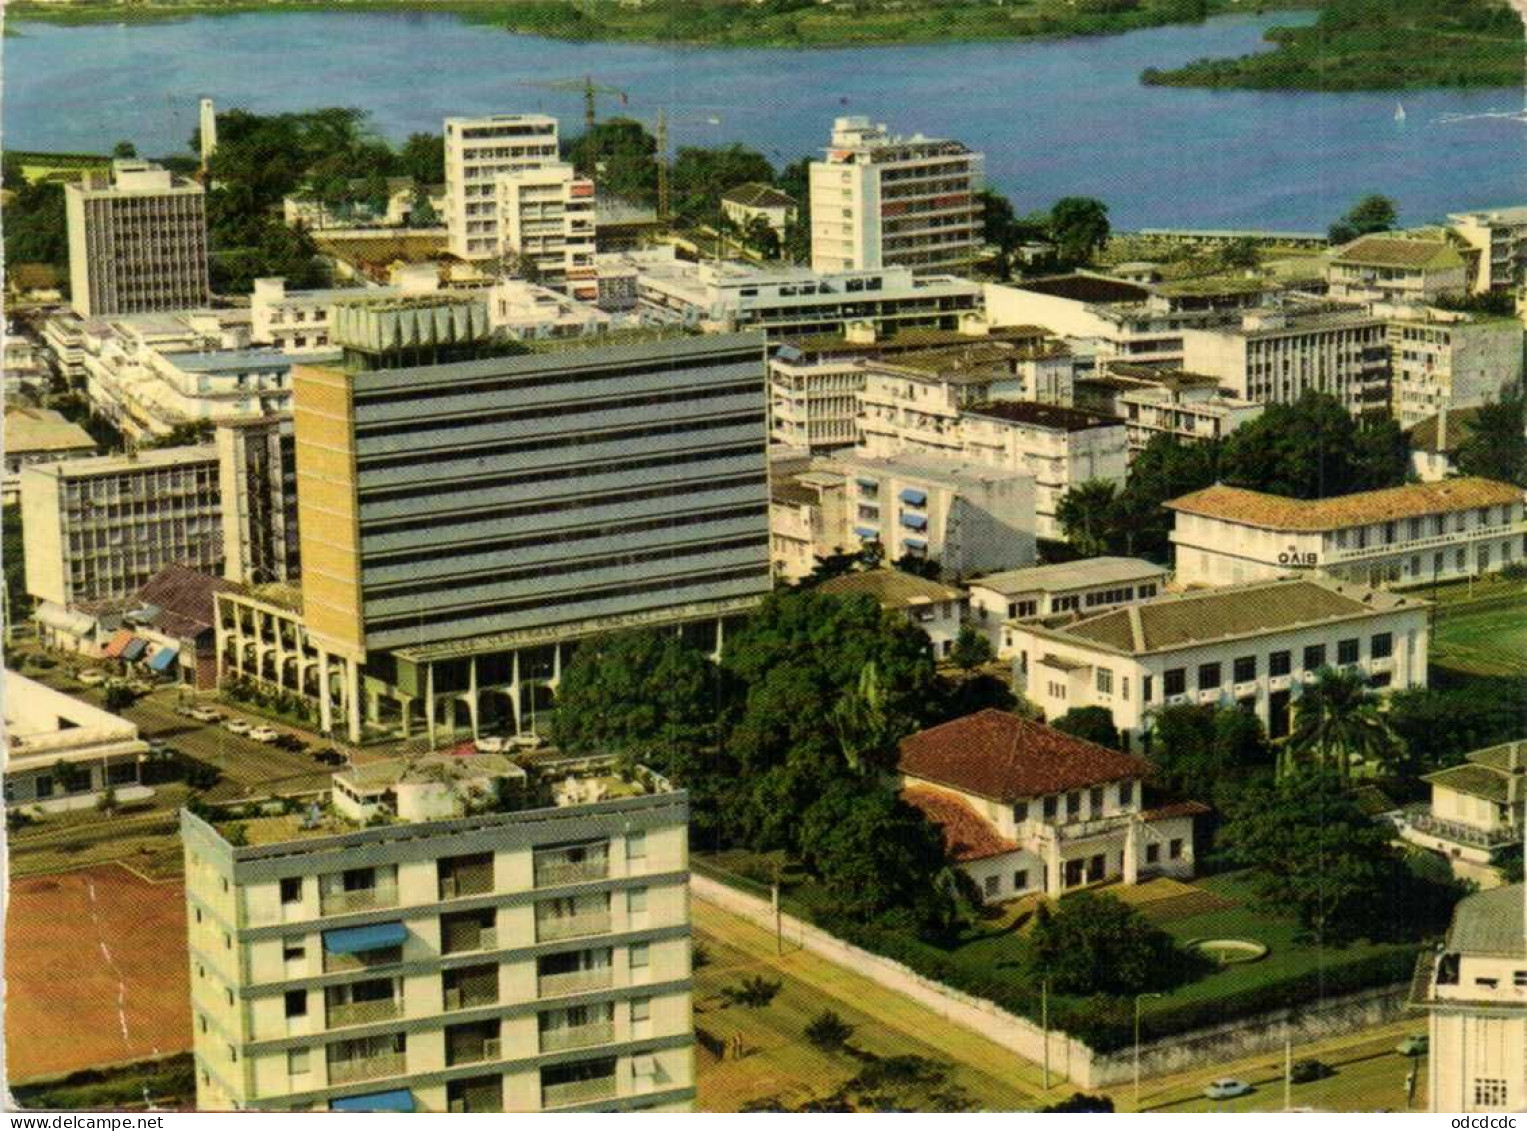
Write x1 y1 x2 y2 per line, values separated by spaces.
86 874 135 1050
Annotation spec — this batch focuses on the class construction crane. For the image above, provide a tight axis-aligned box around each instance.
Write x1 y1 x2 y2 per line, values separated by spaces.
516 74 630 131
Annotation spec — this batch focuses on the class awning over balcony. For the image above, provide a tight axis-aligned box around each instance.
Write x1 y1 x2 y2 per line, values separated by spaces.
855 477 878 489
120 637 149 662
148 646 179 672
901 513 928 531
854 526 879 540
899 488 928 506
902 536 928 550
322 920 407 955
330 1089 415 1113
103 629 135 658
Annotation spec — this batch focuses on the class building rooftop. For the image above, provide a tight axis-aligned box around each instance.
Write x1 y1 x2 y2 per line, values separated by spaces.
1447 884 1527 956
965 400 1122 432
135 564 237 640
1154 275 1272 298
900 785 1018 862
22 444 219 479
1166 478 1523 531
4 671 145 770
1333 236 1466 272
1423 741 1527 803
816 568 965 609
4 407 96 456
771 480 820 508
165 349 302 373
898 709 1151 802
1012 273 1152 305
1028 577 1425 655
778 325 1048 360
1104 362 1224 390
1449 205 1527 225
722 182 796 210
970 556 1167 597
1408 407 1485 455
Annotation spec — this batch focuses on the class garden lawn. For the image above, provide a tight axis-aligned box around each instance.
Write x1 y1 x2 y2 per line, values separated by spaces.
1427 581 1527 678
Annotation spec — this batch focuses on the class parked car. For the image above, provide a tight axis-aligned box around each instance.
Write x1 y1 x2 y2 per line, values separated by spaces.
1204 1079 1252 1100
175 702 199 718
77 669 107 686
509 732 546 750
127 679 154 695
1289 1060 1331 1084
248 725 280 743
313 748 345 767
274 734 307 753
1396 1035 1429 1057
146 739 172 757
224 718 253 736
189 706 222 723
474 735 508 754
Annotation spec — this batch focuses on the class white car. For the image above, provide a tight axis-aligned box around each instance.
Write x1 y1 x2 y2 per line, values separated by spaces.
1204 1079 1252 1101
77 669 108 686
474 736 508 753
248 725 280 743
224 718 253 736
189 706 222 723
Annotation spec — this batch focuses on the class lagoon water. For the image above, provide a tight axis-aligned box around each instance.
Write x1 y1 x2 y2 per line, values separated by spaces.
4 9 1523 229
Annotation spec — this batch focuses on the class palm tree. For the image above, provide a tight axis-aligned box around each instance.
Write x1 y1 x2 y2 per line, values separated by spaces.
1285 666 1398 781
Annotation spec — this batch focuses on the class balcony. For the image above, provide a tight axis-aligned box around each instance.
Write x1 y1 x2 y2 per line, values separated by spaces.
444 987 499 1012
327 1052 406 1084
533 858 609 888
538 968 614 999
326 999 401 1028
540 1021 615 1054
536 912 612 943
438 873 494 900
542 1076 618 1109
447 1038 502 1067
1324 519 1527 564
320 885 398 915
1403 805 1519 849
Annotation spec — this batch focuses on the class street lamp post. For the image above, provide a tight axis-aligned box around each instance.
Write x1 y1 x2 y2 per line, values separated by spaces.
1134 991 1163 1111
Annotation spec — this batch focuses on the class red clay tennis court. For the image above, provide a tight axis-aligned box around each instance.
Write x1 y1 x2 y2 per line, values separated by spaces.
5 865 192 1081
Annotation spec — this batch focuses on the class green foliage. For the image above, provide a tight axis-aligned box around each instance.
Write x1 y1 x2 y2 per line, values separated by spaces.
1221 393 1409 499
1455 388 1527 489
95 786 119 814
565 118 659 206
1433 290 1519 317
1217 769 1403 942
397 132 445 186
222 821 249 847
4 505 33 623
1287 666 1399 780
671 143 776 225
1328 194 1398 244
1051 706 1120 750
103 683 136 713
2 171 70 279
720 974 782 1007
1217 236 1261 270
949 624 995 672
777 156 813 264
1026 893 1204 995
1049 196 1111 267
1042 1093 1116 1112
1387 678 1527 771
142 420 217 449
804 1009 855 1052
1055 479 1118 558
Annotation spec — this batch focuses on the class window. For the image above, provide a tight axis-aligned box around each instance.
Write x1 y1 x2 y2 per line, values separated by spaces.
984 875 1001 899
626 831 646 861
194 908 203 925
1066 792 1081 819
1146 843 1160 864
627 888 648 915
1337 638 1360 665
1142 675 1153 702
1013 869 1029 891
1270 650 1291 677
1197 662 1221 690
1013 801 1029 823
1096 668 1113 695
1233 656 1257 683
1474 1079 1508 1108
285 990 307 1018
1370 632 1392 660
630 998 652 1024
1169 839 1184 860
280 877 302 904
282 940 305 962
1119 781 1133 807
1302 644 1326 671
1513 971 1527 987
1042 796 1057 820
287 1048 310 1075
1163 669 1186 696
1090 787 1104 814
629 942 649 969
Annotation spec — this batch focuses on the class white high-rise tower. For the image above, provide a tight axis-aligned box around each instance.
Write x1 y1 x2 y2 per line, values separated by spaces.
199 97 218 169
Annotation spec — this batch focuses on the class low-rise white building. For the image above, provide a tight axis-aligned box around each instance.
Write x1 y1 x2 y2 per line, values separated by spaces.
721 183 796 241
3 406 97 503
897 709 1204 902
1401 740 1527 869
4 671 150 811
1166 478 1526 588
1413 883 1527 1113
1327 235 1470 308
816 568 967 657
1078 363 1265 456
1449 205 1527 296
1407 406 1486 482
966 556 1169 657
488 279 616 340
1009 576 1430 746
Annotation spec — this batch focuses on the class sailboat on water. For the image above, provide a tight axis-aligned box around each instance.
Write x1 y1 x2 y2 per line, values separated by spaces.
1394 102 1408 123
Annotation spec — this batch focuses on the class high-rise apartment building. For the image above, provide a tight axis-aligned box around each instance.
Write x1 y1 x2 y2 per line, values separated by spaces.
182 751 695 1113
217 416 301 585
809 116 984 275
21 446 223 607
497 163 598 298
215 320 772 743
1447 206 1527 296
64 160 210 318
443 115 561 260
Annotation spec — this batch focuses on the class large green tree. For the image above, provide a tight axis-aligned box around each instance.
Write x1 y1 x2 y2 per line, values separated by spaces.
670 143 775 225
1217 769 1400 942
1329 194 1398 245
1287 666 1398 780
1220 392 1408 499
1055 479 1119 558
1026 892 1198 995
1454 388 1527 488
1051 706 1120 750
565 118 659 206
1146 703 1270 806
1049 196 1110 267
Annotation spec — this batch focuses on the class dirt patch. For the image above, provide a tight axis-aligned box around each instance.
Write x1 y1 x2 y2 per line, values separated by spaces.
5 864 192 1082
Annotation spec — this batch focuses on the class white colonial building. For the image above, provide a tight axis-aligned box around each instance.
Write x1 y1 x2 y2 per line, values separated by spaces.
1166 478 1526 589
816 568 967 658
897 709 1204 902
1402 741 1527 869
1009 576 1430 746
965 557 1169 657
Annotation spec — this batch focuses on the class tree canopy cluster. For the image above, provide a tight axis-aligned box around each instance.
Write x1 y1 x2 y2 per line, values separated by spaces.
1056 392 1411 560
981 191 1111 278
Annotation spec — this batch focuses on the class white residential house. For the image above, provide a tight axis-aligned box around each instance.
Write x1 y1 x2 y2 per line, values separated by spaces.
1165 478 1527 588
965 557 1169 658
1008 576 1430 746
1413 884 1527 1113
720 183 796 242
1401 741 1527 868
897 709 1205 902
816 568 967 657
1326 235 1470 308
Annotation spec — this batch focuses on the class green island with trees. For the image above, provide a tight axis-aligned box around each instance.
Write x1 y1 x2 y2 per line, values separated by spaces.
8 0 1519 91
